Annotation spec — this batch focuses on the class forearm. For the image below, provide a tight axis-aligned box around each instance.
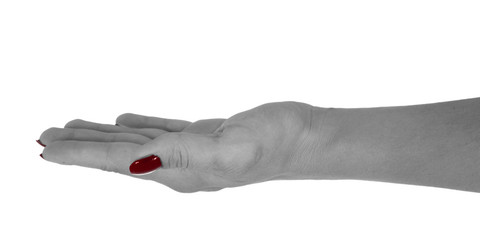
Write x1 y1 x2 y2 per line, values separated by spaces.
293 98 480 192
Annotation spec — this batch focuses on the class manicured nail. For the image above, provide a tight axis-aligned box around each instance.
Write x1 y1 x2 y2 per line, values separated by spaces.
129 155 162 175
36 139 46 147
39 154 44 159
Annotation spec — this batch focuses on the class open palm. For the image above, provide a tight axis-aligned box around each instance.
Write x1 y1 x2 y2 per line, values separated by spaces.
39 102 314 192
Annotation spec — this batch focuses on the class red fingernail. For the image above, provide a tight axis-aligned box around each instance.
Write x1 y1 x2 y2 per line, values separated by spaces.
40 154 44 159
36 139 46 147
129 155 162 175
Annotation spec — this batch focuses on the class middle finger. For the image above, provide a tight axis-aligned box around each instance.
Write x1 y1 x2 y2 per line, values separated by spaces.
40 127 152 146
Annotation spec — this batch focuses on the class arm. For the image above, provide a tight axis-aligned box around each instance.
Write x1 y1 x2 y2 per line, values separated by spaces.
39 98 480 193
292 98 480 192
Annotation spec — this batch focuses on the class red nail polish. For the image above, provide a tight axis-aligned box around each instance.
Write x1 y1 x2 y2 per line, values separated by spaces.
36 139 46 147
40 154 44 159
129 155 162 175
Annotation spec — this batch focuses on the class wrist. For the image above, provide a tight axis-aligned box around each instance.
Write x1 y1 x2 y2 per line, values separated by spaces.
281 105 343 180
282 105 387 181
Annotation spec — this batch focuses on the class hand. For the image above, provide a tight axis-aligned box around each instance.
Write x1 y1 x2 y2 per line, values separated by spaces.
39 102 315 192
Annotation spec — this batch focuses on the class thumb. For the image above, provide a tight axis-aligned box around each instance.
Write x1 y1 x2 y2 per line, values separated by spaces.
130 132 221 173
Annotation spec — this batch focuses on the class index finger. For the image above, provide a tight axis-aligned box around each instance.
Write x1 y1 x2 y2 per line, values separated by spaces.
116 113 191 132
41 140 139 175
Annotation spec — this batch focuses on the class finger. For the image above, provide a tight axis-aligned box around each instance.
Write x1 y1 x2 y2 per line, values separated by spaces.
116 113 191 132
42 141 139 175
39 127 151 146
133 132 221 171
65 119 166 139
182 119 225 134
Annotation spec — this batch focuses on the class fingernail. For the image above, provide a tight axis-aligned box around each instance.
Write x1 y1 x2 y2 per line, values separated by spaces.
39 154 44 159
129 155 162 175
36 139 46 147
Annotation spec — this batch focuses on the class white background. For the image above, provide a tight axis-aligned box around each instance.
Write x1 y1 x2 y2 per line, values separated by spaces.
1 1 479 239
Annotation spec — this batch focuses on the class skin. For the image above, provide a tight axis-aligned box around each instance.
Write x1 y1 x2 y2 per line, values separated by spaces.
40 102 314 192
39 98 480 193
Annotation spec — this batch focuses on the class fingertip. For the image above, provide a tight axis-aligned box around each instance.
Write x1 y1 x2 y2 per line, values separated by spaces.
115 113 134 126
39 140 57 163
38 127 63 146
64 119 84 128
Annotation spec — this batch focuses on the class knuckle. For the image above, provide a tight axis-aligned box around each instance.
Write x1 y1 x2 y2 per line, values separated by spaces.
175 137 190 169
163 133 191 169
